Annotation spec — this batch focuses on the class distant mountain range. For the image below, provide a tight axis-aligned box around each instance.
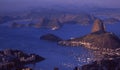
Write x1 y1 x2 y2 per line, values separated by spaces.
0 8 120 30
0 13 96 30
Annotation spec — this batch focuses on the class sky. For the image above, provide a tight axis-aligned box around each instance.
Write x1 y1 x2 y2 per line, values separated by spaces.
0 0 120 12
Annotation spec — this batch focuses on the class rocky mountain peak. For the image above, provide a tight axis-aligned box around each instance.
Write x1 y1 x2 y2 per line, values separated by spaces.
92 19 106 33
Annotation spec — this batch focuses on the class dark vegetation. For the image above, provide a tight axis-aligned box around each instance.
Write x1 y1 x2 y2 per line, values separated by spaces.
0 49 44 70
40 33 62 42
81 56 120 70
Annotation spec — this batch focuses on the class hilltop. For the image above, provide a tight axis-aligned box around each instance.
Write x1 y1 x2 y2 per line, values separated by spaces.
59 19 120 51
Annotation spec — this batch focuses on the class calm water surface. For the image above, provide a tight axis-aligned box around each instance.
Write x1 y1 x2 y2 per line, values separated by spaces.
0 23 120 70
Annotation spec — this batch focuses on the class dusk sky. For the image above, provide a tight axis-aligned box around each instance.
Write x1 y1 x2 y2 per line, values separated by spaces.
0 0 120 12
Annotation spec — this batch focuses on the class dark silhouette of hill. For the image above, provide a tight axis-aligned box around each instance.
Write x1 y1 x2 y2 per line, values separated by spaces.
92 19 106 33
40 34 62 42
59 19 120 50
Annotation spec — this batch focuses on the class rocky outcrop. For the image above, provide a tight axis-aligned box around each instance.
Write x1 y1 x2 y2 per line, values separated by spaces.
92 19 106 33
40 34 62 42
59 32 120 51
59 19 120 51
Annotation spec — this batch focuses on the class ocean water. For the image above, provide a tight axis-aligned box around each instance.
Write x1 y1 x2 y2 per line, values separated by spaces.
0 23 120 70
